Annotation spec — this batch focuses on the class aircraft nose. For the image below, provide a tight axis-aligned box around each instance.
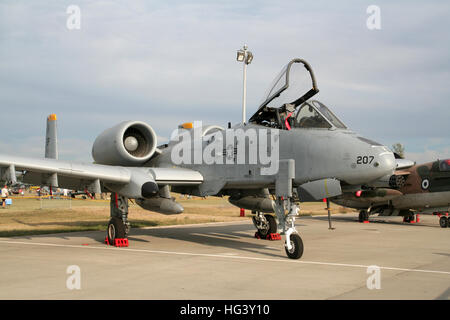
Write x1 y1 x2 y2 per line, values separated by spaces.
376 150 396 176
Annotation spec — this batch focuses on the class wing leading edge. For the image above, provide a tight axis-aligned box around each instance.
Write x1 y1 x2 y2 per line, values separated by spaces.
0 154 203 197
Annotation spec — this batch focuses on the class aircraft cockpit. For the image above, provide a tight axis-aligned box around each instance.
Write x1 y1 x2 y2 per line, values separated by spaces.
249 58 347 130
438 159 450 172
294 100 347 129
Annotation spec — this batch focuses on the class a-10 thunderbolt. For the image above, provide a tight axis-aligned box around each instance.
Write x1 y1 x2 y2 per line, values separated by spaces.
332 158 450 227
0 58 400 259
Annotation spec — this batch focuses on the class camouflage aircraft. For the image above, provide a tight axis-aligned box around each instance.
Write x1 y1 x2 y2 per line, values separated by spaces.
0 58 399 259
333 159 450 227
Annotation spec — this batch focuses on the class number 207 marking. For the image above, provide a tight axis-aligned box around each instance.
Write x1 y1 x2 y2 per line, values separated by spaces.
357 156 374 164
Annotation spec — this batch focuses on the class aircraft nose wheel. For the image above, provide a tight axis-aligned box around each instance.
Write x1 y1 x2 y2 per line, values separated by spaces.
285 233 304 259
439 216 448 228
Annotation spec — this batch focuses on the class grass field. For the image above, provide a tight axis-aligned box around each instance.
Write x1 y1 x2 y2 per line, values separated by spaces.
0 195 355 237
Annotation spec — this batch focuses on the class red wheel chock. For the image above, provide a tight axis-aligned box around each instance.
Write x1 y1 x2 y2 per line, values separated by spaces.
266 233 281 241
114 238 129 247
105 237 129 247
255 232 281 240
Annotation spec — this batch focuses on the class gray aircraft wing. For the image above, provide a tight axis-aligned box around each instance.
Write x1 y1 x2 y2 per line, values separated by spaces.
0 154 203 199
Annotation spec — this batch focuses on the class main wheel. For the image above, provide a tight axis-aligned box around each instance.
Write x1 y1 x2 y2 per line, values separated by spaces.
285 233 304 259
253 214 277 238
358 210 365 222
359 210 369 222
439 216 448 228
107 217 126 244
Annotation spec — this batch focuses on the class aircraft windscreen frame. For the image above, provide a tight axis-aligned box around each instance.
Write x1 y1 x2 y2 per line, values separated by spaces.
294 102 332 129
311 100 347 129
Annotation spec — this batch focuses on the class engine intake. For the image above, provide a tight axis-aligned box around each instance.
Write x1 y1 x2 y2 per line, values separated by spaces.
92 121 157 166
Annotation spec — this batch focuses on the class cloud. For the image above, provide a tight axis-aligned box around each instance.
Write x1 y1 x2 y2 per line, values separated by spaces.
0 0 448 163
405 147 450 164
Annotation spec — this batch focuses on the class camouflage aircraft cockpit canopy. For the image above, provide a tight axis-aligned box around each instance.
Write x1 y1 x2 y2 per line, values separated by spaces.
439 159 450 172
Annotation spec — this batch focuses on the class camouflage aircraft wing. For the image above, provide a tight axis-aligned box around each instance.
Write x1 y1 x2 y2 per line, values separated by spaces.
0 154 203 198
393 170 411 176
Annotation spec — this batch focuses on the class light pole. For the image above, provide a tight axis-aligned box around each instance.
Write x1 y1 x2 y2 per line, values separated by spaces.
236 44 253 124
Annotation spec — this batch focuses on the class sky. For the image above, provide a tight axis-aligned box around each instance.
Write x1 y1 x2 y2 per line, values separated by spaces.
0 0 449 164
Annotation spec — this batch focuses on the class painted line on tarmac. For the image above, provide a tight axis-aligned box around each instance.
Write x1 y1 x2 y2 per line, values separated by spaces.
141 220 250 230
1 239 449 276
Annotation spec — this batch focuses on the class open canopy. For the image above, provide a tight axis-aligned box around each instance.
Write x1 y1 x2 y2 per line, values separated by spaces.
249 58 319 125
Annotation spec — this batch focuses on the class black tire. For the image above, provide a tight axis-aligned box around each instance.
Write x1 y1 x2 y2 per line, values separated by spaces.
358 210 365 222
439 216 448 228
285 233 304 259
107 217 126 244
256 215 277 238
359 210 369 222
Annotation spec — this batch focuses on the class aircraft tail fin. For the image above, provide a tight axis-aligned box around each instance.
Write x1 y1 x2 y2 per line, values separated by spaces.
45 114 58 159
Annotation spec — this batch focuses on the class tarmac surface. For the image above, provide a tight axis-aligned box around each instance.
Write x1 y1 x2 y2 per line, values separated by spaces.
0 213 449 299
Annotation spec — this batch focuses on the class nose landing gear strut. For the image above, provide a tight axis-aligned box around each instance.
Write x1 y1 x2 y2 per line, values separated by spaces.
273 159 304 259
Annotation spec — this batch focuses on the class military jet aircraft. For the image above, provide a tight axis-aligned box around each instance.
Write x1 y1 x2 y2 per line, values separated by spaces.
0 58 398 259
332 159 450 227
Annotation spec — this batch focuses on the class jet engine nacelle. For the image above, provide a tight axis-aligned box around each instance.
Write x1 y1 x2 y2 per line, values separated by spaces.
92 121 157 166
